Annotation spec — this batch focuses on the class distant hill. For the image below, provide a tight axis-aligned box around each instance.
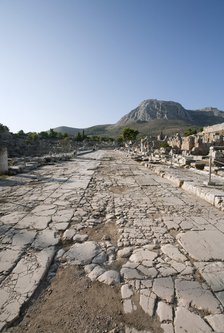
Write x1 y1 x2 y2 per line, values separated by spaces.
53 124 112 136
53 126 82 135
53 100 224 137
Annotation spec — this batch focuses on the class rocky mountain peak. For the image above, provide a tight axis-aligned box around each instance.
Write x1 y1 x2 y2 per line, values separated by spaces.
117 99 192 125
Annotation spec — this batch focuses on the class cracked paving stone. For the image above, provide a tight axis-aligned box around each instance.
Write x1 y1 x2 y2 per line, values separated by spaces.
152 277 174 303
139 289 156 317
157 301 173 322
175 279 222 314
177 230 224 261
0 247 55 331
174 307 212 333
205 314 224 332
64 241 102 265
17 214 51 230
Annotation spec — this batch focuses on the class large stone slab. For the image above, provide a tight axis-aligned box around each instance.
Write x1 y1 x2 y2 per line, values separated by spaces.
0 247 55 331
32 229 59 249
0 212 26 226
135 176 158 186
52 209 74 223
12 229 36 249
97 270 120 285
175 279 222 314
139 289 156 317
152 277 174 303
177 230 224 261
157 301 173 322
205 314 224 332
31 204 57 216
17 215 51 230
129 249 158 263
195 261 224 292
161 244 187 262
64 241 101 265
174 307 212 333
120 267 144 280
0 249 21 276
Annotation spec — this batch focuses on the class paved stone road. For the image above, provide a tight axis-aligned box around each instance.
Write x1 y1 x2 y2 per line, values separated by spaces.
1 150 224 333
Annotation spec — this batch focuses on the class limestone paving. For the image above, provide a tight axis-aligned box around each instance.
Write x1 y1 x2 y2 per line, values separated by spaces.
1 150 224 332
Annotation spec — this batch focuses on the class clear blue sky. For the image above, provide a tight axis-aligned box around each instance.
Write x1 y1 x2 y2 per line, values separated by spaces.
0 0 224 133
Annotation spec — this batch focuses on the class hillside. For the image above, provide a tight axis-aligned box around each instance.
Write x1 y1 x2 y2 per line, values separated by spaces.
53 125 112 136
116 100 224 127
53 100 224 137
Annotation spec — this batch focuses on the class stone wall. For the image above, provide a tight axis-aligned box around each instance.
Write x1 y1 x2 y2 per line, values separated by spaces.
203 122 224 134
181 136 195 151
1 135 78 158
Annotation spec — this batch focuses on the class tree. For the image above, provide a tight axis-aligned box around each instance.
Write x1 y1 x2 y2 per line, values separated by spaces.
159 141 170 148
76 132 82 141
27 132 38 141
16 130 25 137
39 131 49 139
49 128 58 138
122 127 139 141
117 136 124 144
184 128 197 137
0 123 9 132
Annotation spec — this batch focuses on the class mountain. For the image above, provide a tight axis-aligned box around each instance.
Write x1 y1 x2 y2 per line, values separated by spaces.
53 100 224 137
116 100 192 124
116 99 224 126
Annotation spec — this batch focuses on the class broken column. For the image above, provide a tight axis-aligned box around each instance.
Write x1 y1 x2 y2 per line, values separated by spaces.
0 147 8 174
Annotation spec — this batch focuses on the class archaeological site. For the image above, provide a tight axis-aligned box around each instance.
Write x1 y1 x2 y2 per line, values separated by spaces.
1 112 224 333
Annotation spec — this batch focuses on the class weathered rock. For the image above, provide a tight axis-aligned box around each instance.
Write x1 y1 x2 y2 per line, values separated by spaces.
175 279 222 314
161 323 174 333
17 215 51 230
205 314 224 332
195 261 224 292
62 229 76 241
97 270 120 285
88 265 105 281
123 299 136 314
31 204 57 216
129 249 158 263
161 244 187 262
0 247 55 331
139 289 156 316
92 251 107 264
117 247 133 258
137 265 158 278
152 277 174 303
177 230 224 261
64 241 101 265
121 284 133 299
120 267 143 280
73 233 88 243
32 229 59 249
52 209 74 223
174 307 212 333
157 301 173 322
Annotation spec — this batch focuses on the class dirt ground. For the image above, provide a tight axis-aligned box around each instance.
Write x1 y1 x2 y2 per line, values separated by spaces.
5 212 163 333
7 265 162 333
